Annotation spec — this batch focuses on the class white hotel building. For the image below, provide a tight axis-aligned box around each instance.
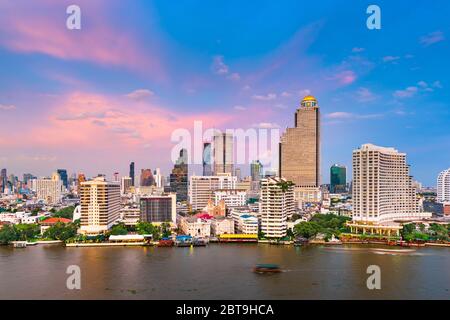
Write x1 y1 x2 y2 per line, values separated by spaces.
189 173 237 210
352 144 431 224
259 177 295 238
437 168 450 203
79 176 121 235
35 172 63 205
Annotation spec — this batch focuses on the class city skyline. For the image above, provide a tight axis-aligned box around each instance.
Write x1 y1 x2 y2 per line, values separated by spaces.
0 1 449 185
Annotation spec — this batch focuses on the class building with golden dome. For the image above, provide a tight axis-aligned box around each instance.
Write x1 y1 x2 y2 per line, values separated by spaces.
279 95 320 202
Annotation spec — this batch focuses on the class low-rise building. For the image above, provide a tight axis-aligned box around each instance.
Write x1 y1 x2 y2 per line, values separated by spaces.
211 217 234 236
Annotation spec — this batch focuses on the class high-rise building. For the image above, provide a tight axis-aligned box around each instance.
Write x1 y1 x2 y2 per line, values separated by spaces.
23 173 36 186
279 95 320 187
79 176 121 234
213 132 234 175
1 168 7 192
153 168 163 188
140 194 177 224
330 164 346 193
259 177 295 238
170 149 188 202
129 162 135 186
250 160 263 191
352 144 430 224
189 173 237 210
57 169 68 189
437 168 450 203
140 169 155 187
35 172 63 204
121 176 132 195
203 142 212 176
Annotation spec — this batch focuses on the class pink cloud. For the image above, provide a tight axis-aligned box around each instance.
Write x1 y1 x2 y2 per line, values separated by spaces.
0 1 167 80
330 70 357 85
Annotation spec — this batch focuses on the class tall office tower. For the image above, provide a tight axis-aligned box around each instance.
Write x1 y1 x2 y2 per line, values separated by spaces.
57 169 68 189
330 164 347 193
250 160 263 191
189 173 237 210
120 176 132 195
0 168 7 192
279 95 320 187
234 168 242 181
129 162 135 186
170 149 188 202
140 169 155 187
213 132 234 175
153 168 163 188
437 168 450 203
23 173 36 186
202 142 212 176
259 177 295 238
36 172 63 204
79 176 121 234
352 144 428 224
140 194 177 224
113 172 120 182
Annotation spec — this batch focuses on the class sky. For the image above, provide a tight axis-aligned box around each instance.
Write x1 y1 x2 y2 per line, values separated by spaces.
0 0 449 186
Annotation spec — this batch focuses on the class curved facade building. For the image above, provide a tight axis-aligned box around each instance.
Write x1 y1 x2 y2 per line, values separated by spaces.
437 168 450 203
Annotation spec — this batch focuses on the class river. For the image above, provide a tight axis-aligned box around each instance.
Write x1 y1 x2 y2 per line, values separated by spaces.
0 243 449 299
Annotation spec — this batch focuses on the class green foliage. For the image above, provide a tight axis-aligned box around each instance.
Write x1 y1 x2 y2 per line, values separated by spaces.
136 222 160 240
0 225 18 244
43 222 78 241
109 223 128 236
160 222 172 238
401 223 449 242
293 214 351 240
0 223 40 244
53 206 75 219
276 180 294 193
258 231 266 240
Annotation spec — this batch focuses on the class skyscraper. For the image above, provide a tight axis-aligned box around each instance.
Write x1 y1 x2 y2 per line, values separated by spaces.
57 169 68 189
140 169 155 186
129 162 135 186
170 149 188 202
437 168 450 203
0 168 7 193
140 194 177 224
250 160 263 191
352 144 430 224
202 142 212 176
35 172 63 204
330 164 346 193
79 176 121 234
213 132 234 175
279 95 320 187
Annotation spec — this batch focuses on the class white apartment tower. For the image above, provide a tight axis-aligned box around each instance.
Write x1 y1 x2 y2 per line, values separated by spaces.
35 172 63 204
189 173 237 210
259 177 295 238
437 168 450 203
79 176 121 234
352 144 427 224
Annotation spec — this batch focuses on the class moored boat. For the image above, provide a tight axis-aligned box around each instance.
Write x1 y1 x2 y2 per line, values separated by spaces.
253 264 282 274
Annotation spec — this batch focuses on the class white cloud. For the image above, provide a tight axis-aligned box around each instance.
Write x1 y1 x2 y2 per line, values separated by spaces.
352 47 365 53
393 86 418 98
233 105 246 111
227 73 240 81
212 55 229 75
125 89 154 100
383 56 400 63
252 122 280 129
325 112 383 120
420 31 445 46
281 91 292 97
0 104 16 111
356 87 376 102
299 89 311 97
252 93 277 101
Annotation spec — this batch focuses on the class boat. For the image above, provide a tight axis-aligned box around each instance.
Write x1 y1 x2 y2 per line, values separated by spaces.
253 264 282 274
12 241 27 248
158 239 174 247
175 235 193 247
294 237 309 246
193 238 207 247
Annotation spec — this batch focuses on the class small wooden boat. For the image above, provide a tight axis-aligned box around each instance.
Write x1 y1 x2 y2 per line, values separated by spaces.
253 264 281 274
158 239 174 247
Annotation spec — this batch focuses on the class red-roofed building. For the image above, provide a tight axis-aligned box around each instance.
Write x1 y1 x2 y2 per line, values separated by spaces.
39 217 72 233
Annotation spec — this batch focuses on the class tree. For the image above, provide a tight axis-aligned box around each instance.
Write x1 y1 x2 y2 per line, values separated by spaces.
53 206 75 219
276 180 294 193
0 225 18 244
14 224 40 241
258 231 266 240
160 222 172 238
294 221 321 239
109 223 128 236
43 222 78 241
136 222 160 240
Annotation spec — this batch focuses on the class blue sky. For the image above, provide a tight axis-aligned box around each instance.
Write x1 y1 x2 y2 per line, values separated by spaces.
0 0 449 186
